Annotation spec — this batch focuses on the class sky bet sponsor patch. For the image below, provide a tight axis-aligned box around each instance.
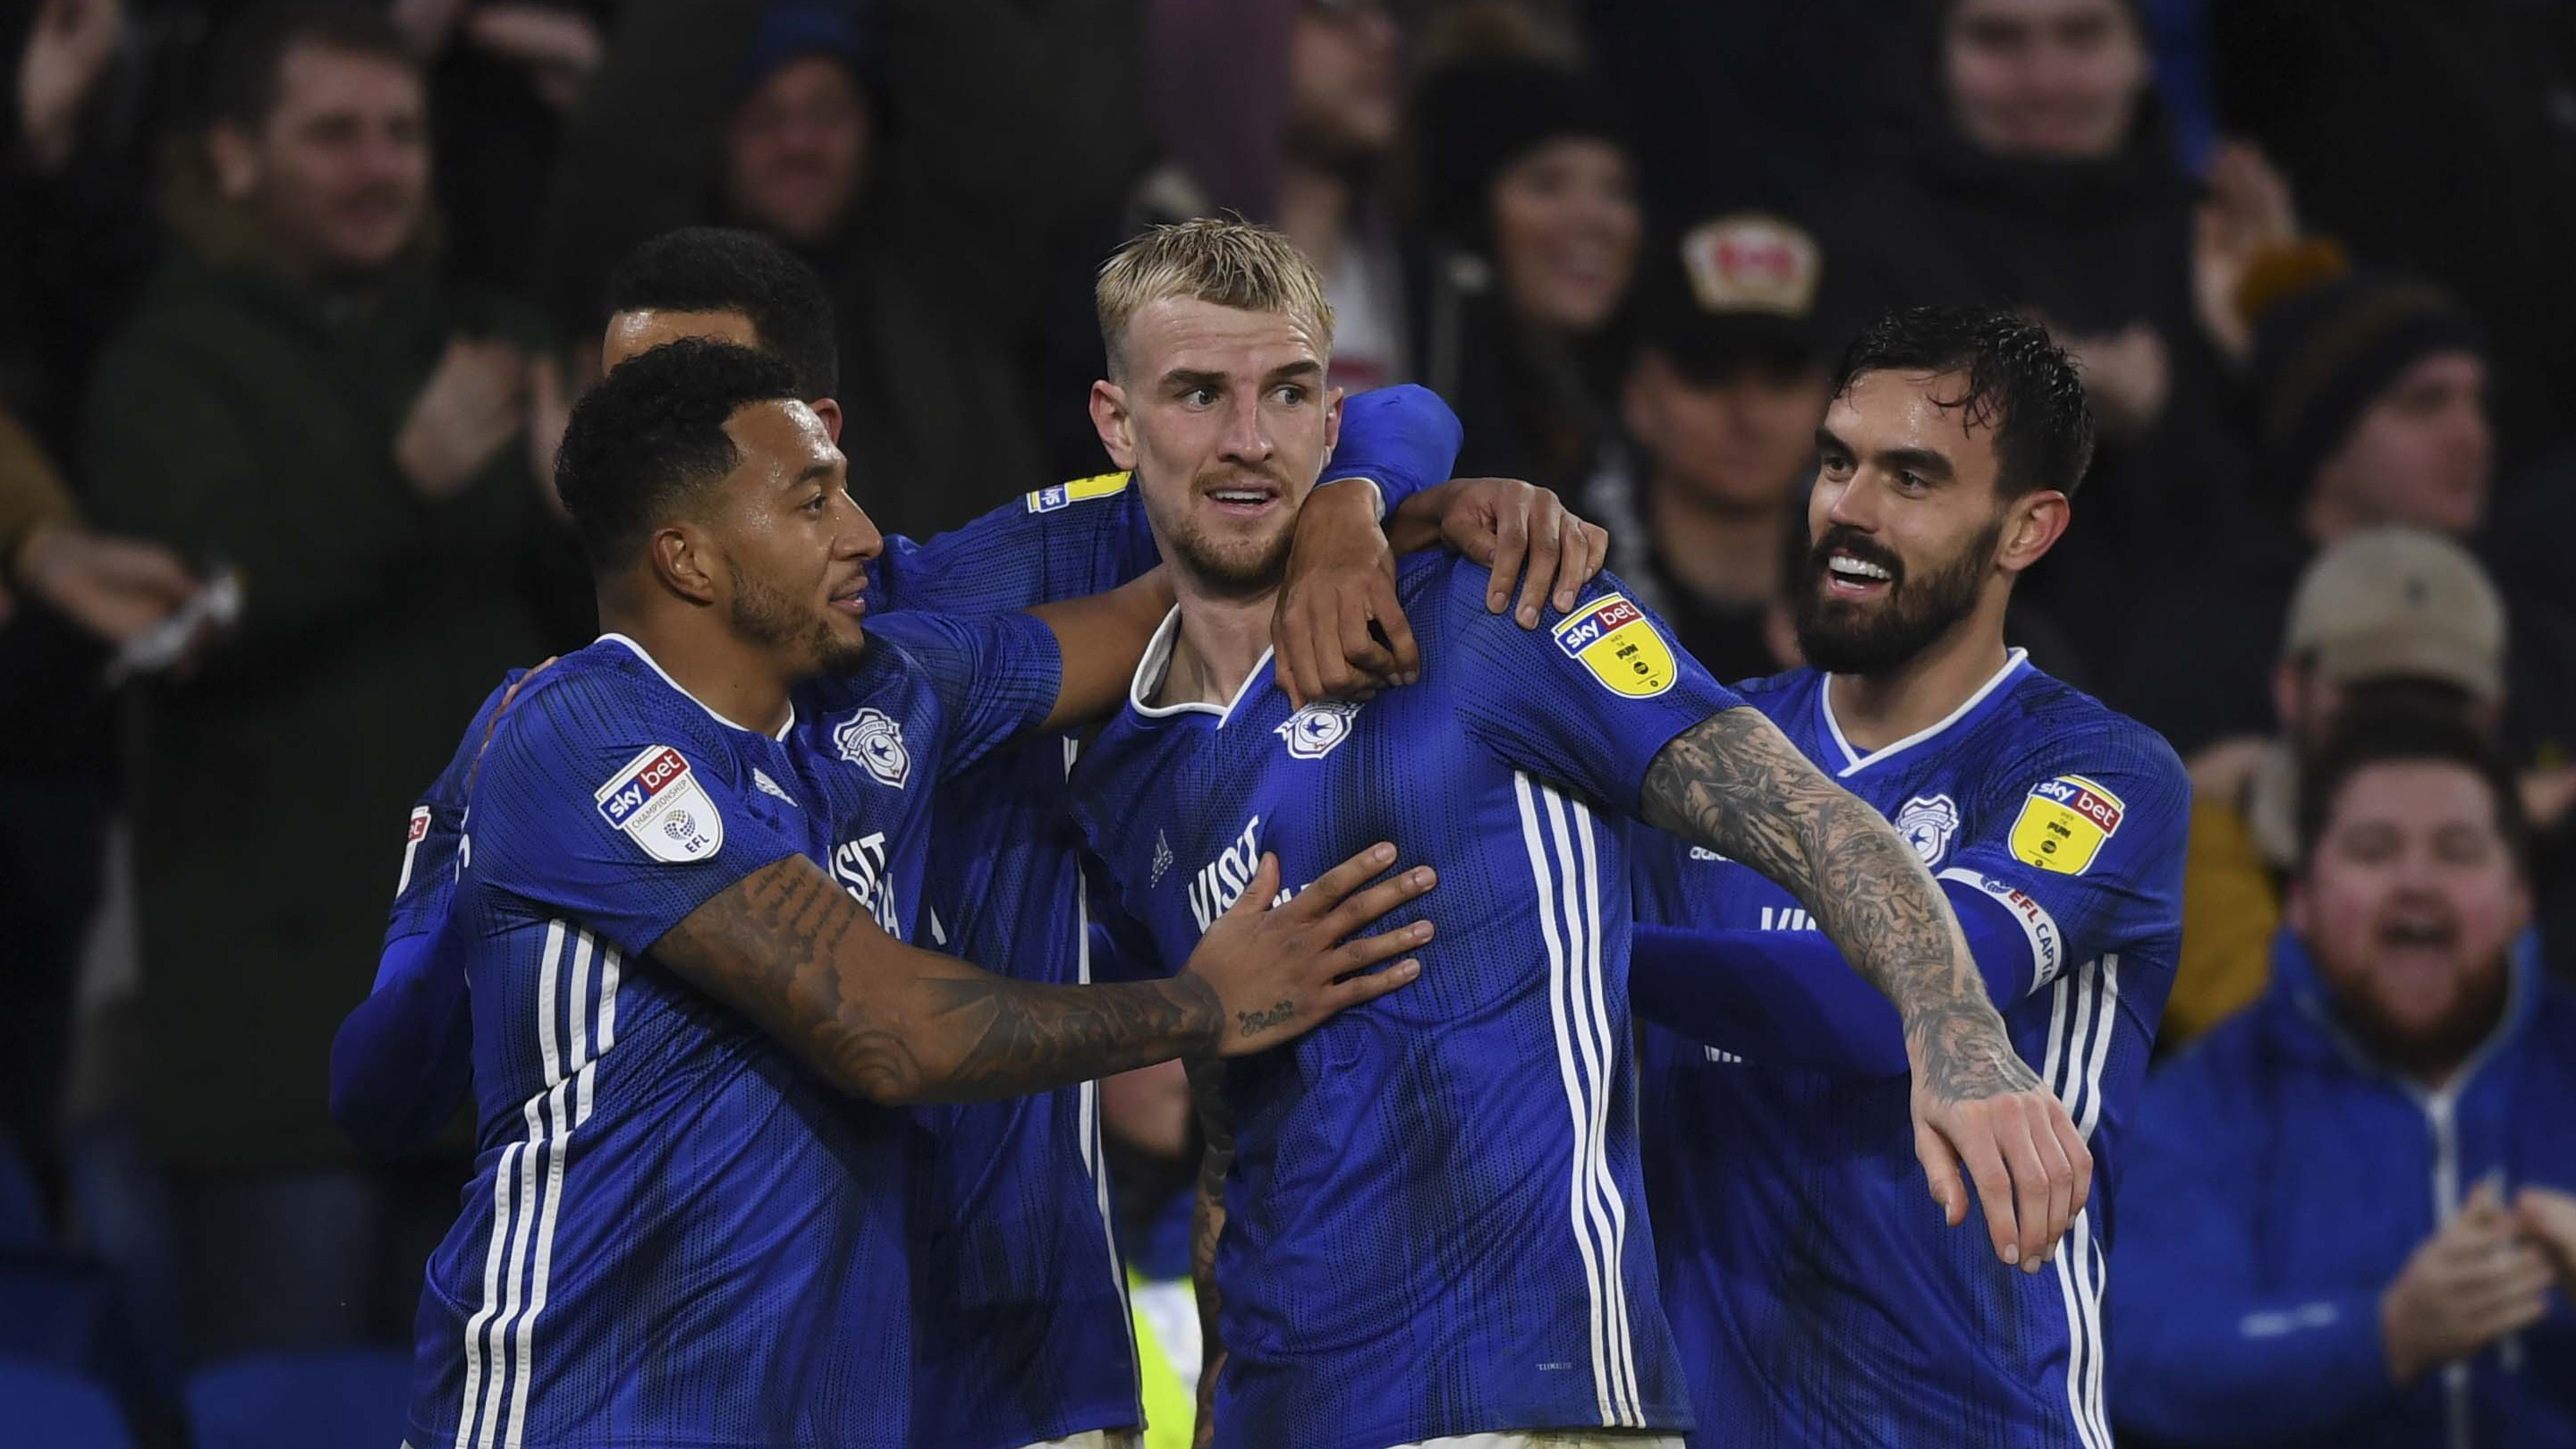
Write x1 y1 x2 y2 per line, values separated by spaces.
1026 470 1131 514
1551 592 1676 698
2010 774 2123 875
595 745 724 863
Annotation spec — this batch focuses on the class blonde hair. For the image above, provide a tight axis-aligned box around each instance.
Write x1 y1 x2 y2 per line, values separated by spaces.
1095 217 1336 380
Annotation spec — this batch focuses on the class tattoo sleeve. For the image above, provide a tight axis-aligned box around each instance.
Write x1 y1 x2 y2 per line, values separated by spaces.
655 855 1224 1106
1639 708 2041 1106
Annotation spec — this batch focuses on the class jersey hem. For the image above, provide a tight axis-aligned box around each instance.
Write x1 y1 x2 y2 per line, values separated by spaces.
406 1420 908 1449
919 1399 1144 1449
1213 1401 1696 1449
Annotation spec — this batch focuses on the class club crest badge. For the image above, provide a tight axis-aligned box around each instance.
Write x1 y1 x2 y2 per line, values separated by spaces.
835 708 911 789
1275 699 1362 760
1894 794 1961 867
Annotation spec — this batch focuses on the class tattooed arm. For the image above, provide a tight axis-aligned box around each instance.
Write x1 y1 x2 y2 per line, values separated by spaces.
1186 1057 1233 1449
1640 706 2091 1269
653 845 1434 1106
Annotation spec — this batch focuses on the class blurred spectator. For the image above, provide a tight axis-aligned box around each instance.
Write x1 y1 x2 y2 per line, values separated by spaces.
1412 55 1639 495
387 0 608 293
2123 256 2493 755
2210 0 2576 474
2 0 164 460
1034 0 1416 478
78 0 558 1363
2111 709 2576 1447
1808 0 2250 687
546 0 1127 539
0 404 197 1221
2167 530 2521 1045
1584 0 1932 227
1579 214 1826 684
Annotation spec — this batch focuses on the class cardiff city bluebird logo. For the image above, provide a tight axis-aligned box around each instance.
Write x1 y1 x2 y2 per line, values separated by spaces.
835 708 911 789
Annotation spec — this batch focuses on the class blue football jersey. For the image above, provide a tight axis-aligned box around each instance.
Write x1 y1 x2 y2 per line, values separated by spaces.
1071 555 1742 1449
381 671 525 963
1632 653 2187 1449
409 612 1059 1449
876 476 1158 1446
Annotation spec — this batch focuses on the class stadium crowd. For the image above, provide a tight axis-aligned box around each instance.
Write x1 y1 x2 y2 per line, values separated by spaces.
4 0 2575 1445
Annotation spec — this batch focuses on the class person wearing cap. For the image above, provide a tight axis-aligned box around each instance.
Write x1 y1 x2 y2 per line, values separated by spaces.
1579 214 1830 684
1411 55 1643 498
2110 708 2576 1448
2165 529 2576 1043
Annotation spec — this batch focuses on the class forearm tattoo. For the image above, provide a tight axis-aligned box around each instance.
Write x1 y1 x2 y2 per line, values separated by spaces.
657 858 1223 1106
1640 708 2043 1106
1189 1060 1235 1362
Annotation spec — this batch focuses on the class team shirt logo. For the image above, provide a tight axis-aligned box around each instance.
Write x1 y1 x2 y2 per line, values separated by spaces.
1895 794 1961 867
1551 593 1676 698
1275 699 1362 760
594 745 724 863
1025 470 1132 514
835 708 911 788
2011 775 2124 875
395 804 432 896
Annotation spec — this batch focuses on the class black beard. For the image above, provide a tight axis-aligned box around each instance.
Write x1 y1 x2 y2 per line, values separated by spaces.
728 561 865 675
2333 950 2512 1080
1793 519 2000 676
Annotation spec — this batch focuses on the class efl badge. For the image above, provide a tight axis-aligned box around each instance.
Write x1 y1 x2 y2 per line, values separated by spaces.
835 708 911 789
395 805 432 896
1026 470 1132 514
1939 868 2066 988
1552 593 1676 699
1895 794 1961 867
594 745 724 864
2010 775 2124 876
1275 699 1362 760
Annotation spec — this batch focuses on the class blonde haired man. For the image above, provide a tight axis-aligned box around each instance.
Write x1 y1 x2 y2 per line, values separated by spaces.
1067 219 2089 1449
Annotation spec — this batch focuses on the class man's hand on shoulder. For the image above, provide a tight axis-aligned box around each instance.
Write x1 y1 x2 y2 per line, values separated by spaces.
1389 478 1608 627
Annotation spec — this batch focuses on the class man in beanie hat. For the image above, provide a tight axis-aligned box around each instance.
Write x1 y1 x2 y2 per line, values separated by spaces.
2118 247 2496 757
1580 213 1830 684
2162 527 2557 1044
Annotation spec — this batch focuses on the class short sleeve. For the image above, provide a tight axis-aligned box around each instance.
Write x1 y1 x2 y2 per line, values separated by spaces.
864 609 1065 782
1934 725 2190 998
1445 563 1745 814
466 674 805 959
869 473 1159 614
384 670 524 948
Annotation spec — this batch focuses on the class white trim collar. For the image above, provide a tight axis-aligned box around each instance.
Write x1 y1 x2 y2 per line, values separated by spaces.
1125 606 1275 726
598 632 795 741
1820 648 2029 777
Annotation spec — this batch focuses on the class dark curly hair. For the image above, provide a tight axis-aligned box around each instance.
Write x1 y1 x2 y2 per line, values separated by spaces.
604 227 840 402
1829 304 2097 499
555 339 800 569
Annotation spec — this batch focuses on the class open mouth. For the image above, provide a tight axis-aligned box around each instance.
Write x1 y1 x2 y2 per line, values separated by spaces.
1824 549 1896 600
827 578 869 618
1204 482 1281 518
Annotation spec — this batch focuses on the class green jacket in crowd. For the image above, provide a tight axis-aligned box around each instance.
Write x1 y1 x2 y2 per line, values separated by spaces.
84 245 563 1173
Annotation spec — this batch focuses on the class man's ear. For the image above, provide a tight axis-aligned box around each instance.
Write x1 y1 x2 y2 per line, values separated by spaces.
1996 490 2071 576
649 523 722 606
208 123 260 200
1321 385 1344 459
810 396 845 444
1090 379 1138 470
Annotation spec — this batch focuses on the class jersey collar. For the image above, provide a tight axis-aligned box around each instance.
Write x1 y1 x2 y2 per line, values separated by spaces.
1818 647 2029 778
597 632 796 741
1126 606 1275 726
